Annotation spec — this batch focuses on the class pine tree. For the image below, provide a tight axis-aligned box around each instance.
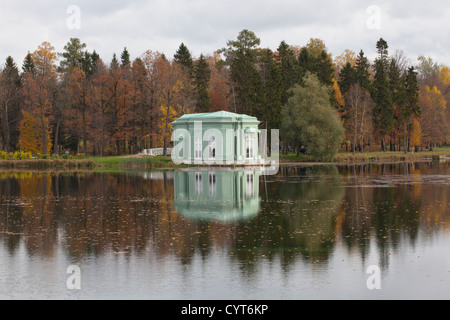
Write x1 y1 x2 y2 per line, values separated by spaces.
376 38 389 62
372 58 394 151
91 50 100 67
193 54 212 113
58 38 88 73
277 41 301 105
174 43 193 75
22 52 35 74
260 49 283 130
222 30 263 116
299 41 334 87
338 62 357 95
110 53 119 73
121 47 131 66
1 56 21 151
355 50 371 91
402 66 420 153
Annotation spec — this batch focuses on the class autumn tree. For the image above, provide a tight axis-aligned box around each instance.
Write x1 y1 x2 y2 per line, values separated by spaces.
208 52 232 112
18 110 51 154
409 118 422 152
57 38 99 154
334 49 357 77
66 67 93 155
141 50 164 148
438 65 450 142
420 85 446 149
90 58 114 156
129 57 150 153
21 42 58 155
154 56 186 155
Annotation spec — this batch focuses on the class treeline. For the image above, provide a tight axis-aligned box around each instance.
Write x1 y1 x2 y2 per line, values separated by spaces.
0 30 449 156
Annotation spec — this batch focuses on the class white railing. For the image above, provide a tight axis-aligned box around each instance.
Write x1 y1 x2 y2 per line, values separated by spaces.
140 148 172 156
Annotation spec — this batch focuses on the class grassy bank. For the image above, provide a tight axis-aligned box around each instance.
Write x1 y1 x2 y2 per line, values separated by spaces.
280 146 450 164
0 147 448 171
0 155 175 171
86 155 176 169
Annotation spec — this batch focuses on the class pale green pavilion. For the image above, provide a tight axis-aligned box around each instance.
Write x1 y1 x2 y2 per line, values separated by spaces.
171 111 262 165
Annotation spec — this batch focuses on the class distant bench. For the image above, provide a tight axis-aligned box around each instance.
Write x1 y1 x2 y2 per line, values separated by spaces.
140 148 173 156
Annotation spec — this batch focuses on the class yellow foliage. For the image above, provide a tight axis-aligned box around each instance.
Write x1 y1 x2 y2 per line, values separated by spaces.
425 85 446 113
410 118 422 147
332 78 345 107
439 66 450 87
157 104 179 147
18 110 52 155
32 41 57 75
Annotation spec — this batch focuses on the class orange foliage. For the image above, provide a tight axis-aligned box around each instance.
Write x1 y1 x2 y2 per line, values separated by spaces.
18 110 52 154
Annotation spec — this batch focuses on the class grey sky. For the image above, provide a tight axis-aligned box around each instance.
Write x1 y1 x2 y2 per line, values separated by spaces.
0 0 449 68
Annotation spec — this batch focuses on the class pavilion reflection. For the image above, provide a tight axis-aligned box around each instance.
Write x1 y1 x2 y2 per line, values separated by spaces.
173 169 261 223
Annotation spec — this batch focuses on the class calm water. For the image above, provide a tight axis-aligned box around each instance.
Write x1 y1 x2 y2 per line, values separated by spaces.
0 162 449 300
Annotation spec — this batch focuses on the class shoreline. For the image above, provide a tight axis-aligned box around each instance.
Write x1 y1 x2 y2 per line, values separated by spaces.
0 151 448 171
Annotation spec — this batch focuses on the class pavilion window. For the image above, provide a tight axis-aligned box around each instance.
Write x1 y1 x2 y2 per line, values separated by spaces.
195 137 202 160
246 133 255 159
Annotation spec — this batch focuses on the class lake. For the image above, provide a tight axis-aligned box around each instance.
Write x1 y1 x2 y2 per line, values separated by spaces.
0 162 449 300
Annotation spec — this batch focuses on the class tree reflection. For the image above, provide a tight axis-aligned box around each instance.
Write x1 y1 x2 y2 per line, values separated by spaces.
228 165 345 276
0 162 448 277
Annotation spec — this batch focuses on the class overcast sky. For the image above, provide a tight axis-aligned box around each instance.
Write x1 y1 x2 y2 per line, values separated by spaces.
0 0 449 68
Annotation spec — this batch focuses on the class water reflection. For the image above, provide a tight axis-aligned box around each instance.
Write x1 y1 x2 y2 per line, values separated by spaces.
0 162 449 299
173 169 261 223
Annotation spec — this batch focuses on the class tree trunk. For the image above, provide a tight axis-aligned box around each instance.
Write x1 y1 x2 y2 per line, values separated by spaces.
2 101 11 152
353 112 357 155
82 110 87 156
403 119 410 154
41 114 47 155
54 119 60 155
162 91 171 156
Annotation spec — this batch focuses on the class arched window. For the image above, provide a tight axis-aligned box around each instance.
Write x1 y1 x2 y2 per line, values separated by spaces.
246 133 255 159
195 137 202 160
